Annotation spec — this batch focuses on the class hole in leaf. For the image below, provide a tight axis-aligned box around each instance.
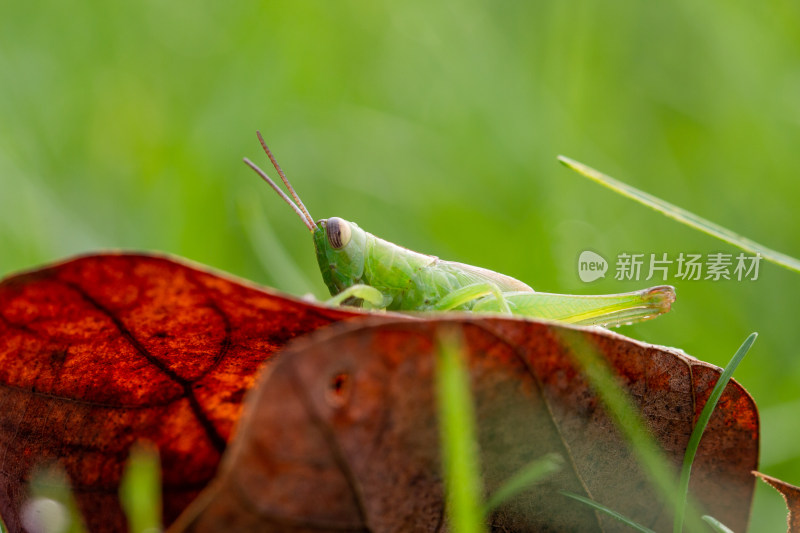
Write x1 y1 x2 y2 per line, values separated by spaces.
325 372 351 408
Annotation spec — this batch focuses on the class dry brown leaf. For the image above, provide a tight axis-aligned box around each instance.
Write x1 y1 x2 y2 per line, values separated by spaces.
177 318 759 532
754 471 800 533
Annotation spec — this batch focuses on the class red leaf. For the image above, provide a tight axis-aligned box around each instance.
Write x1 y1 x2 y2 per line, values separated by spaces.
0 253 365 531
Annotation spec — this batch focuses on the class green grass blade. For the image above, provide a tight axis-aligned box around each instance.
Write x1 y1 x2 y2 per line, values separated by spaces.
237 196 318 296
436 329 486 533
558 156 800 274
701 515 735 533
559 490 657 533
555 330 706 533
119 441 163 533
673 333 757 533
26 465 88 533
482 453 563 515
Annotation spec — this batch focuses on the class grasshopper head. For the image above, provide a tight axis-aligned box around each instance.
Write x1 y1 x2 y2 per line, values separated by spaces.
314 217 367 296
243 133 368 298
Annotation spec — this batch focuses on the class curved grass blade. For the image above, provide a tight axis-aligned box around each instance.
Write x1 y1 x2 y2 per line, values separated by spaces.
559 490 656 533
673 333 757 533
482 453 563 515
558 156 800 274
702 515 735 533
237 195 317 296
555 329 706 533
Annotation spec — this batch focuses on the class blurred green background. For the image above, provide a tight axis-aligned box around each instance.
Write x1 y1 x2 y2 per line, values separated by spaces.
1 1 798 529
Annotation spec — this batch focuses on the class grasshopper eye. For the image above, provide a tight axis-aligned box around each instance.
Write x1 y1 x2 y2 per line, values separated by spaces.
326 217 351 249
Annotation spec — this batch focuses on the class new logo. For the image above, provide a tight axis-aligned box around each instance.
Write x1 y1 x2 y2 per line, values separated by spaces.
578 251 608 282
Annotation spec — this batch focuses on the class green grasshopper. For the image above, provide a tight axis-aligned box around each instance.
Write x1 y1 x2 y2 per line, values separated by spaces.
244 132 675 327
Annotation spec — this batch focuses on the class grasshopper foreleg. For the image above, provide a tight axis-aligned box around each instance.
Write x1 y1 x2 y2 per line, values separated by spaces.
326 284 388 309
431 282 512 314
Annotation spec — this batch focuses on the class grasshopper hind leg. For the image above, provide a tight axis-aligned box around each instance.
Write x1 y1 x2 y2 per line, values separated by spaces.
472 285 676 326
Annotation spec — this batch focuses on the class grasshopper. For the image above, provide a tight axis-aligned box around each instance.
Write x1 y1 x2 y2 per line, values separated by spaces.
244 132 674 327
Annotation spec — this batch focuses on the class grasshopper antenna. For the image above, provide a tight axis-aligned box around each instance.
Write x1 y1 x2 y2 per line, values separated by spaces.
258 131 316 230
243 133 317 232
243 157 317 232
